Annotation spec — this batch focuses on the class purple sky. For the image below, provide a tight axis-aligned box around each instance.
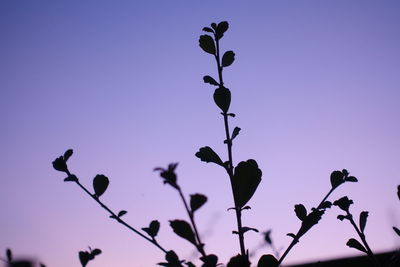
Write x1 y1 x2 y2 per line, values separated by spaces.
1 1 399 266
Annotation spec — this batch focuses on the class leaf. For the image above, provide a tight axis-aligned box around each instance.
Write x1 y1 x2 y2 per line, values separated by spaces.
203 75 219 86
397 185 400 201
231 127 241 141
93 174 109 197
63 149 73 162
169 220 196 245
393 226 400 236
287 233 296 238
227 254 250 267
257 254 278 267
118 210 127 217
52 156 68 173
294 204 307 221
359 211 369 233
142 220 160 238
337 215 348 221
199 35 216 54
345 176 358 182
6 248 12 262
201 254 218 266
190 194 207 213
213 87 231 113
241 227 259 234
79 251 90 267
64 174 78 182
215 21 229 40
232 159 262 208
91 249 102 256
202 27 213 33
222 51 235 67
330 170 344 188
319 201 332 209
346 238 367 253
195 146 223 166
263 230 272 245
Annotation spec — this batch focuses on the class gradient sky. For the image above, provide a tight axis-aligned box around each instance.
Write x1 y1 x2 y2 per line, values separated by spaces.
1 1 399 266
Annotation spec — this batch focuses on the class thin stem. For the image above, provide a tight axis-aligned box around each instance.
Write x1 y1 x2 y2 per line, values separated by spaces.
66 170 168 254
277 187 335 266
347 211 380 267
213 33 246 257
177 187 207 258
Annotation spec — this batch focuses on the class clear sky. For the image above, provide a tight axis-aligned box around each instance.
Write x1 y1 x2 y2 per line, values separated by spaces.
0 1 399 266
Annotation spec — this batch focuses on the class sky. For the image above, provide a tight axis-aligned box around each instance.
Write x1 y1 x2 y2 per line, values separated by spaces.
0 0 399 266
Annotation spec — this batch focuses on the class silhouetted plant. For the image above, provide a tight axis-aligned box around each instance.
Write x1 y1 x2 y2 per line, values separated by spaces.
49 21 399 267
1 248 46 267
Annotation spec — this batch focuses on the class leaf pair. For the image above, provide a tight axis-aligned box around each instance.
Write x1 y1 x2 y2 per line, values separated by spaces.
52 149 73 173
79 247 102 267
330 169 357 189
142 220 160 238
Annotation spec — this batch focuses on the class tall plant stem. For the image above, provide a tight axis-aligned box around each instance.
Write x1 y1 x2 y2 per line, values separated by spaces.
277 187 336 266
177 187 207 258
65 170 168 254
347 211 380 267
214 35 246 257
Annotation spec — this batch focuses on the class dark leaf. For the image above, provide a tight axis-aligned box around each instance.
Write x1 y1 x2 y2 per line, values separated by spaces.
294 204 307 221
93 174 109 197
222 51 235 67
201 254 218 266
330 170 344 188
202 27 214 33
320 201 332 209
118 210 127 217
199 35 216 55
79 251 90 267
91 249 102 256
287 233 296 239
165 250 182 265
190 194 208 213
342 169 349 177
63 149 73 162
154 163 179 190
397 185 400 201
337 215 348 221
40 264 46 267
227 254 250 267
257 254 278 267
109 215 117 219
263 230 272 245
142 220 160 238
203 75 219 86
211 23 217 30
213 87 231 113
195 146 223 166
333 196 353 212
241 227 259 234
346 238 367 253
393 226 400 236
64 174 78 182
6 248 12 262
231 127 241 141
186 262 196 267
215 21 229 40
170 220 196 245
232 159 262 208
345 176 358 182
52 156 68 173
297 209 325 238
359 211 369 233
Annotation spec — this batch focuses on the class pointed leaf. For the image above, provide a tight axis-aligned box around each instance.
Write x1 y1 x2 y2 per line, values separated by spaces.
195 146 223 166
215 21 229 40
231 127 241 141
330 170 344 188
222 51 235 67
257 254 278 267
203 75 219 86
118 210 127 217
63 149 73 162
213 87 231 113
294 204 307 221
393 226 400 236
232 159 262 208
169 220 196 245
319 201 332 209
199 35 216 55
287 233 296 238
241 227 259 234
93 174 109 197
346 238 367 253
202 27 214 33
190 194 208 213
91 249 102 256
345 176 358 182
64 174 78 182
359 211 369 233
6 248 12 262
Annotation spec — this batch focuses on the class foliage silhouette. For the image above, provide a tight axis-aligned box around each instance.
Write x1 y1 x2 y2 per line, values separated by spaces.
48 21 400 267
